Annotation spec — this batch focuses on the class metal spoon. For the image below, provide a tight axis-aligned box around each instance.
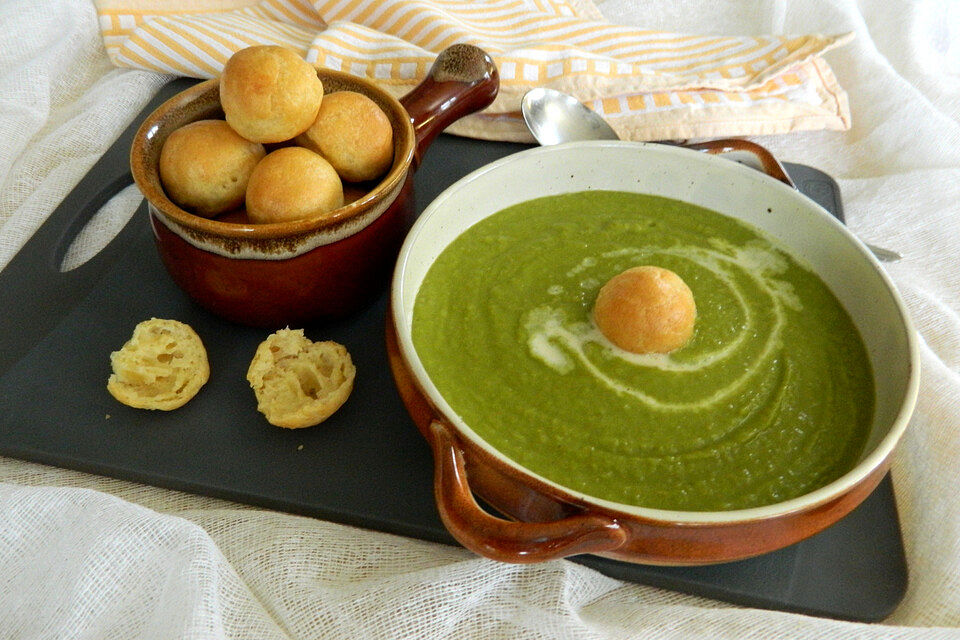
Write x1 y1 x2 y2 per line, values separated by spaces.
521 88 901 263
522 87 620 144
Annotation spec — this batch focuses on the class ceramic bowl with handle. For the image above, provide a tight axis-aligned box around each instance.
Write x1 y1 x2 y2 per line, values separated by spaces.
388 140 919 565
131 44 499 327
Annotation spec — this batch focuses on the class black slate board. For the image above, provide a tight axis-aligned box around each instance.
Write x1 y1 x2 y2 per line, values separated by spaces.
0 78 907 622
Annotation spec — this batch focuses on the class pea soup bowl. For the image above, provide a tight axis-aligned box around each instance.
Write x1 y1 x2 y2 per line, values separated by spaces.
388 140 919 565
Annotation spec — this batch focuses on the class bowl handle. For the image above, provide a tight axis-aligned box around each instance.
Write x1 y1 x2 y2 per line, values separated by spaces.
682 139 796 188
400 44 499 168
428 420 628 563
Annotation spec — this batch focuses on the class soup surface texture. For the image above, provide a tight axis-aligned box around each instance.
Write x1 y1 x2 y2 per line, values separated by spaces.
412 191 874 511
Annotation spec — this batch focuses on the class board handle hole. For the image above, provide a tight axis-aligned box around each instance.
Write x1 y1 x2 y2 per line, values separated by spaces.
59 183 142 273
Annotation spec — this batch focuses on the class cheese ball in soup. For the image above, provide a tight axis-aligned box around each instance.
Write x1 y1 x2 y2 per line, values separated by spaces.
220 45 324 143
245 147 344 223
296 91 394 183
159 119 265 217
593 266 696 354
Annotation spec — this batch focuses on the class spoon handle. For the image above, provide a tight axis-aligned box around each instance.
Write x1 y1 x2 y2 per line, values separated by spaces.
864 244 903 262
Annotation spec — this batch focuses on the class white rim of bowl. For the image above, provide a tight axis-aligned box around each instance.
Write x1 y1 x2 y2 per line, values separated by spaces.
393 140 920 525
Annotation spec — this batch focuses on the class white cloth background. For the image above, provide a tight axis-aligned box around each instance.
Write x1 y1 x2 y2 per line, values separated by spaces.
1 0 959 637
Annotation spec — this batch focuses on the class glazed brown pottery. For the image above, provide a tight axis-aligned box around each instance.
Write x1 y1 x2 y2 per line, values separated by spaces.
131 44 499 327
389 140 919 565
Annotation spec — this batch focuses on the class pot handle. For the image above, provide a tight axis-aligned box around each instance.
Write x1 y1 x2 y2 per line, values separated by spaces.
682 138 795 188
428 420 628 563
400 44 499 168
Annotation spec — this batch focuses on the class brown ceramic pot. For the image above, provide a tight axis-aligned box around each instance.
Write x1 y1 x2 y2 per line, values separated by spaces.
131 44 499 327
388 140 920 565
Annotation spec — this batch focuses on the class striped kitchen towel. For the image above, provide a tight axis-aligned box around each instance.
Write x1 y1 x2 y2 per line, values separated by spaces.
95 0 852 142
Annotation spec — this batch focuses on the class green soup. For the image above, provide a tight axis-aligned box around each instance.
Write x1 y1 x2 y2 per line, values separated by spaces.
412 191 874 511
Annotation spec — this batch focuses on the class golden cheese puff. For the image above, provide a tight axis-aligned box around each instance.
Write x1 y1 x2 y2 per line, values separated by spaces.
592 266 696 354
107 318 209 411
245 147 344 223
159 120 265 217
296 91 394 183
246 328 355 429
220 45 323 143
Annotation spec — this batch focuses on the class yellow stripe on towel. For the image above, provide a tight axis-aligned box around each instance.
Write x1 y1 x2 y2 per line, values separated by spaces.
94 0 853 142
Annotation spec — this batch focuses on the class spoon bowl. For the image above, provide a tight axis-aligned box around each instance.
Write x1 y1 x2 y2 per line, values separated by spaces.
521 87 619 145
